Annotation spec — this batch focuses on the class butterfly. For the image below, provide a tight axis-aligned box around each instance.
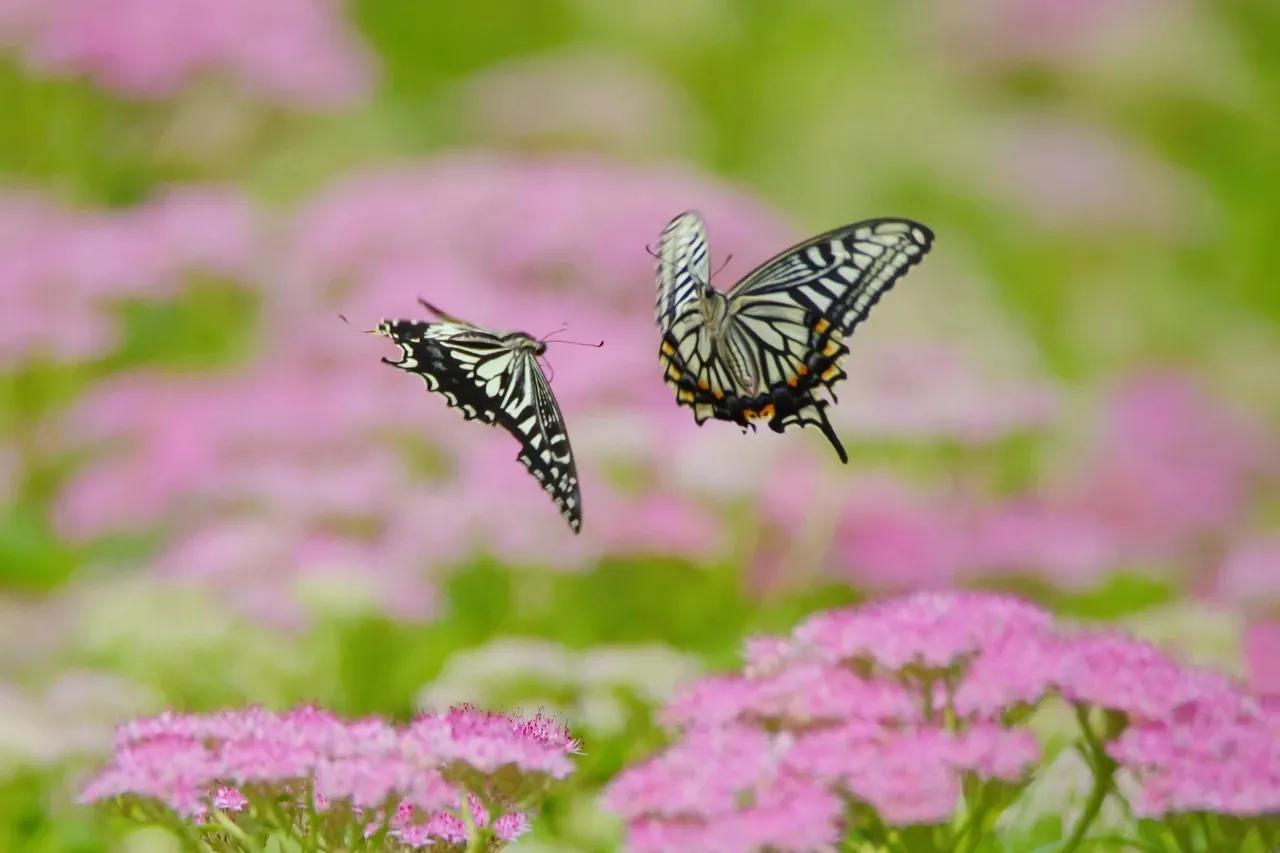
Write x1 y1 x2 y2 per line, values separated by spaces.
373 299 583 533
654 211 934 463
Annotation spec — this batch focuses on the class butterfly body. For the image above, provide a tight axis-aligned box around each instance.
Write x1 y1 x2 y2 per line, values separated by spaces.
374 304 581 532
654 212 934 463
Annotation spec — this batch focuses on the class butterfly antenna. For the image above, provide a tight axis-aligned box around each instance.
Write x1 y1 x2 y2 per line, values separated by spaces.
710 253 734 280
338 313 379 334
645 244 682 274
417 297 462 323
544 338 605 348
539 322 570 343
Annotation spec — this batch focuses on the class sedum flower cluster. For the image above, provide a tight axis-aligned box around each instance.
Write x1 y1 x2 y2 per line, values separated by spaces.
605 591 1280 852
80 704 578 850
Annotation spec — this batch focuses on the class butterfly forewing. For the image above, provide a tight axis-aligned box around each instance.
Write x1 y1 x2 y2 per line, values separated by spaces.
378 318 583 532
654 213 934 462
728 218 934 335
655 211 710 331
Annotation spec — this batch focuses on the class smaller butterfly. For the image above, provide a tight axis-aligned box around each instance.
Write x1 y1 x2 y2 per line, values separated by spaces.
372 299 585 533
654 212 934 462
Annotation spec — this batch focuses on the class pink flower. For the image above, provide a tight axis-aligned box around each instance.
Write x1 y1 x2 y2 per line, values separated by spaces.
405 705 580 780
954 629 1062 717
612 592 1278 844
967 501 1124 589
785 724 1038 825
1054 632 1242 721
8 0 375 107
382 795 530 848
831 342 1058 444
661 664 918 730
793 591 1052 671
832 480 971 591
1064 372 1268 556
626 774 843 853
1215 538 1280 608
1244 618 1280 697
938 0 1167 69
1109 697 1280 817
212 785 247 812
81 704 577 844
605 726 842 853
604 726 785 821
0 186 258 368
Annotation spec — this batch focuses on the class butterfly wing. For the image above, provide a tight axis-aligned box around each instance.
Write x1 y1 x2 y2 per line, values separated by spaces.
505 350 582 533
726 218 934 334
379 320 582 532
655 210 710 331
655 217 934 462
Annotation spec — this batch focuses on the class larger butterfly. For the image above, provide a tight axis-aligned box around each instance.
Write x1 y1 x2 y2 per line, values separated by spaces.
374 300 582 533
655 211 934 463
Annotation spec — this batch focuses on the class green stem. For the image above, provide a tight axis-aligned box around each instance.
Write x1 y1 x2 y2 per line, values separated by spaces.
304 778 322 851
210 809 258 852
1061 705 1118 853
956 796 989 853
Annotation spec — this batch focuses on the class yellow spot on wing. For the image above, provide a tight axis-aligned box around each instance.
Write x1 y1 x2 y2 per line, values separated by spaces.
822 340 841 357
814 318 830 334
660 341 676 356
821 365 842 381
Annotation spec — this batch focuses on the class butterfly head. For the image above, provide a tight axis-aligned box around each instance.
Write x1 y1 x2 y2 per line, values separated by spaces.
500 331 546 355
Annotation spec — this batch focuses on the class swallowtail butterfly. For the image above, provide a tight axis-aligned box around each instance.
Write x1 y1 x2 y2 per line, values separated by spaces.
374 300 583 533
654 212 934 462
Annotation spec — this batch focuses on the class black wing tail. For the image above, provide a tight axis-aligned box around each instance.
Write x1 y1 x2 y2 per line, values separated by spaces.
815 403 848 464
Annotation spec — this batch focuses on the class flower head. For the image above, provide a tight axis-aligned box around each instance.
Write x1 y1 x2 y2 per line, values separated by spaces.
81 704 576 848
793 591 1052 671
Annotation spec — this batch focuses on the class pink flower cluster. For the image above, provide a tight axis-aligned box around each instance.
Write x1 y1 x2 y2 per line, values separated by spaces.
605 592 1280 851
80 704 578 848
0 186 258 367
0 0 374 107
775 372 1274 593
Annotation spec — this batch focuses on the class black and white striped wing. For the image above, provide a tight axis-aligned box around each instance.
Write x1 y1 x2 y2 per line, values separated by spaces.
727 218 934 340
655 210 710 331
509 352 581 533
717 217 934 397
379 321 582 533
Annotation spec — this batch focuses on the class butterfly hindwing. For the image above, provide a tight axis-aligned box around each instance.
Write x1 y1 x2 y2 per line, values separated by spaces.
654 213 934 462
378 318 582 532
